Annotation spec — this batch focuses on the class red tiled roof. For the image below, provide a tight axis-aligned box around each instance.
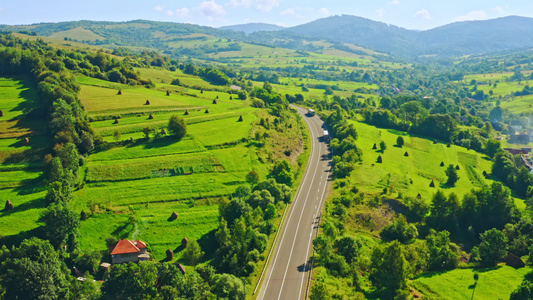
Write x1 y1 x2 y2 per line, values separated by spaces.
111 240 140 255
134 240 147 249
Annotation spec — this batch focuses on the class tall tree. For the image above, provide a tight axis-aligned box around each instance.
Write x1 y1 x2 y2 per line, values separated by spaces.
370 241 409 296
101 262 158 300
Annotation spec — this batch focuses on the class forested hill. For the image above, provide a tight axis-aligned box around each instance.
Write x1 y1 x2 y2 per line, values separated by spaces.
4 15 533 58
219 23 285 34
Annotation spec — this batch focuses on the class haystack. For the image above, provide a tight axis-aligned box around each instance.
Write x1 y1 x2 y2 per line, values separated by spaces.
145 100 150 105
238 115 243 122
113 119 119 124
160 128 166 135
372 143 377 150
483 170 488 178
229 96 233 100
216 95 219 99
166 90 170 96
433 139 438 144
205 109 209 114
166 249 174 261
182 237 189 248
117 90 122 95
430 180 435 187
0 109 3 117
184 110 189 115
213 99 217 104
440 161 444 167
80 210 87 221
447 142 451 147
148 114 154 120
417 193 422 199
404 151 409 157
201 89 204 94
456 165 460 170
169 211 178 221
377 156 382 163
4 200 13 211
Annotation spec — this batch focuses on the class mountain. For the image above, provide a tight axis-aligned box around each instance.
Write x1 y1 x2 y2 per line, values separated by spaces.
219 23 285 34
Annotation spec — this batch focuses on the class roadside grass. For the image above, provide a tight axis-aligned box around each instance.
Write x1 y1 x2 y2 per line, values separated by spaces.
348 121 494 200
411 265 531 300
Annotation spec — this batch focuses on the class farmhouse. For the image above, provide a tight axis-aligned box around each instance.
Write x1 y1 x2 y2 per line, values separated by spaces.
110 239 150 264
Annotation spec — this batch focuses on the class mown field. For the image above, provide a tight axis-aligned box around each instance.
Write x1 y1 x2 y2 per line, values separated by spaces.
0 76 48 241
73 69 299 261
412 265 532 299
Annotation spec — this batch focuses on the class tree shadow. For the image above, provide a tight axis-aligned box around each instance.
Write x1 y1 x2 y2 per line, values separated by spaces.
198 229 218 261
297 258 313 272
1 196 47 216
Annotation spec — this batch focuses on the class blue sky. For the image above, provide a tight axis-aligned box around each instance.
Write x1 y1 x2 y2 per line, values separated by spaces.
1 1 533 30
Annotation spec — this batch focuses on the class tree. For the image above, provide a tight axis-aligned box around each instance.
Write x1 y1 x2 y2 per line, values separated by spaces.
479 228 508 266
211 273 246 300
271 159 294 186
0 238 71 300
41 202 80 250
101 262 158 300
370 240 409 296
379 140 387 152
142 126 153 139
335 235 362 264
380 214 418 244
113 129 122 141
426 230 460 271
445 164 459 186
510 280 533 300
168 115 187 140
485 139 501 157
245 170 260 186
182 240 204 266
396 136 405 147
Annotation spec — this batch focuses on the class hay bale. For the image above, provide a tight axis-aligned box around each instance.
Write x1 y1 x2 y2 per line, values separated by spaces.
166 90 170 96
182 237 189 248
440 161 444 167
433 139 438 144
177 263 186 275
145 100 150 105
117 90 122 95
0 109 3 117
238 115 243 122
404 151 409 157
229 96 233 100
166 249 174 261
429 180 435 187
447 142 451 148
201 89 204 94
148 114 154 120
372 143 377 150
160 128 166 135
216 95 219 99
4 200 13 211
205 109 209 114
456 165 460 170
417 193 421 199
483 170 488 177
184 110 189 115
113 119 119 124
377 155 382 163
80 210 87 221
169 211 178 221
213 99 217 104
24 137 29 145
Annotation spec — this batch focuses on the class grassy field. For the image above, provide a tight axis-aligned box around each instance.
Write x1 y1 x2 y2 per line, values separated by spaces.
73 71 306 261
0 76 48 241
348 120 495 200
412 265 531 299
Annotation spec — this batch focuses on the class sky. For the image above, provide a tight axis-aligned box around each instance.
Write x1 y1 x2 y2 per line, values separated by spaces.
1 0 533 30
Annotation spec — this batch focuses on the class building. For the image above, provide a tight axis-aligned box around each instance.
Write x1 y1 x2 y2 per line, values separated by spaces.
110 239 150 264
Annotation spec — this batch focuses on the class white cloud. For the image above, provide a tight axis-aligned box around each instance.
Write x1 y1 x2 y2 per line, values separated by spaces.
154 5 165 12
280 8 296 16
0 7 4 13
414 8 431 20
391 0 400 5
166 10 174 16
376 8 385 18
319 7 331 17
230 0 252 8
175 8 190 18
199 0 226 18
492 6 505 14
256 0 281 12
455 10 488 22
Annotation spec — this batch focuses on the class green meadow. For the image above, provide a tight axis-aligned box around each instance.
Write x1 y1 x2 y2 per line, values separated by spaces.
412 265 531 299
0 76 48 241
73 73 275 261
348 120 495 200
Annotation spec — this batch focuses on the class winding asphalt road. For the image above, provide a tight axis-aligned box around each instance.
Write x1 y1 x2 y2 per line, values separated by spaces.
257 105 332 300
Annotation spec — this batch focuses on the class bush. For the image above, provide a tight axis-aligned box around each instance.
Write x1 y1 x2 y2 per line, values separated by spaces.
168 115 187 140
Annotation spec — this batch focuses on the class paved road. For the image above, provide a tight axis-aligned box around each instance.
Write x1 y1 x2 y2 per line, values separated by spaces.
257 105 332 300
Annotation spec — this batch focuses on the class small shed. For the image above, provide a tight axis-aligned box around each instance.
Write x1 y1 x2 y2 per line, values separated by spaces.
505 253 525 268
